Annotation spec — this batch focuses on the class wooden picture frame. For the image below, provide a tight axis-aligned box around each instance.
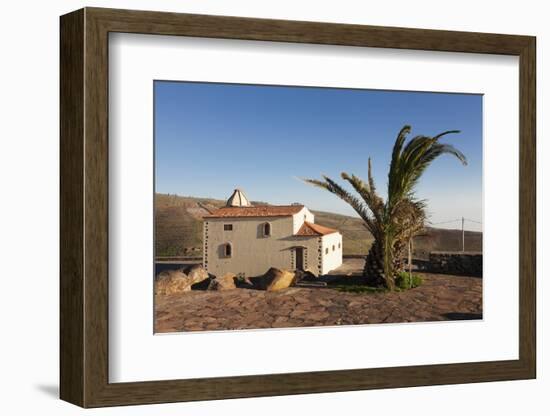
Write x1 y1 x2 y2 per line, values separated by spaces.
60 7 536 408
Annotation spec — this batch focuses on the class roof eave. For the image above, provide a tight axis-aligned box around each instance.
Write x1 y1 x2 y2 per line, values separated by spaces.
204 214 295 219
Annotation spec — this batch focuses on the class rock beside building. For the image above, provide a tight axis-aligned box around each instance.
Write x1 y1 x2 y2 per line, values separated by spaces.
208 273 237 291
185 264 209 283
294 269 318 282
155 265 210 295
155 264 316 295
252 267 297 292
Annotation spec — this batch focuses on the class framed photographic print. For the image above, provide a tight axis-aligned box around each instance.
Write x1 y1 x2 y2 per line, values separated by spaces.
60 7 536 408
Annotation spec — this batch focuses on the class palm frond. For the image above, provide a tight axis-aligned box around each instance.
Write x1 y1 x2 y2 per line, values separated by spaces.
387 128 466 214
340 172 384 225
389 125 411 174
433 129 461 140
302 176 375 232
367 158 377 196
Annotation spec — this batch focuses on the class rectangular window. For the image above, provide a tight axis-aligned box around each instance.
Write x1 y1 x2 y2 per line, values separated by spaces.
224 224 233 231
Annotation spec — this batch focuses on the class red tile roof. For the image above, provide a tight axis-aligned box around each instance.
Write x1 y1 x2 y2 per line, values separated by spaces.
204 205 305 219
295 221 339 236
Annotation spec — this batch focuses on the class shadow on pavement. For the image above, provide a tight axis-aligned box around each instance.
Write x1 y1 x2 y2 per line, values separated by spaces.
443 312 482 320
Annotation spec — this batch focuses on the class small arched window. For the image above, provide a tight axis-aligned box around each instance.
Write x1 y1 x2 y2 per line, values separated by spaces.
332 245 336 252
224 243 232 258
263 222 271 237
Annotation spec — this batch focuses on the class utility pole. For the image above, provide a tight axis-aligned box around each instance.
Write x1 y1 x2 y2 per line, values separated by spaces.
461 216 465 252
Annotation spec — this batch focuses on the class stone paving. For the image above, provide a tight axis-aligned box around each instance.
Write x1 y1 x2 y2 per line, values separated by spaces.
154 272 482 333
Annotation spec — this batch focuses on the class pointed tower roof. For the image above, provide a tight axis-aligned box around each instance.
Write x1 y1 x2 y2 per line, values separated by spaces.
226 188 252 207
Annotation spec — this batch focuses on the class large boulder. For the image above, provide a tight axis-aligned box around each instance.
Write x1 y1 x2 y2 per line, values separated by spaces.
184 264 209 283
155 270 193 295
208 273 237 291
254 268 296 292
294 269 317 283
155 264 210 295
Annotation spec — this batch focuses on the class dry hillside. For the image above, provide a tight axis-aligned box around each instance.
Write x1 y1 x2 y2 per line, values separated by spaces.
155 193 482 258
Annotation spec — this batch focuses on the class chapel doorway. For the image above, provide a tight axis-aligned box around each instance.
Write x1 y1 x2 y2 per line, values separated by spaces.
295 247 304 270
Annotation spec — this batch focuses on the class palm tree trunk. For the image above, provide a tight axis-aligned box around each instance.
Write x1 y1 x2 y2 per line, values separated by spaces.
383 234 396 291
363 239 385 286
363 237 397 289
408 238 413 288
364 234 405 289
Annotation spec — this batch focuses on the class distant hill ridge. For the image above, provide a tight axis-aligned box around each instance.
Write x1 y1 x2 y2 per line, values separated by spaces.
155 193 482 258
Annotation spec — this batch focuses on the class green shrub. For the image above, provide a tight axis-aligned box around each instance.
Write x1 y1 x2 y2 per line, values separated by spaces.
395 271 423 290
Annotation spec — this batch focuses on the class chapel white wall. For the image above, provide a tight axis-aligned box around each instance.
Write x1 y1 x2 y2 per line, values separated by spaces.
292 207 314 234
321 232 343 274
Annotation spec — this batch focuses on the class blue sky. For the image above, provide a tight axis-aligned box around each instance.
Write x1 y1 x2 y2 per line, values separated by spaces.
155 81 483 231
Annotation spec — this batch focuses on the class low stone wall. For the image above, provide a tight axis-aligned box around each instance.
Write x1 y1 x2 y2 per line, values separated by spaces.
427 252 482 277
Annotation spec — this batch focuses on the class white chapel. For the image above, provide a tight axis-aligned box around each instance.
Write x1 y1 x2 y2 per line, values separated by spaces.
202 189 343 277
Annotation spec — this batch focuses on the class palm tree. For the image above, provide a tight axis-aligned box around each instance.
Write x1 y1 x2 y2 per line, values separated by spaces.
304 125 467 290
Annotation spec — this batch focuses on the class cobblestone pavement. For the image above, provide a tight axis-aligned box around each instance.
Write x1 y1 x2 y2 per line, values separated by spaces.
155 272 482 333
